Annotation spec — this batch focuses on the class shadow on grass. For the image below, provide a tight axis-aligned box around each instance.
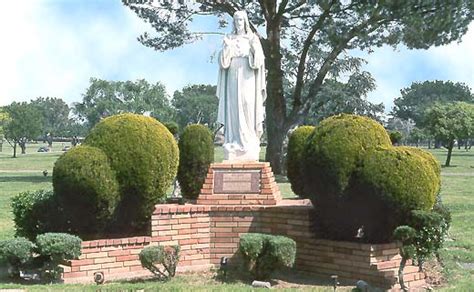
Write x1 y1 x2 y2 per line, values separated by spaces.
0 175 51 184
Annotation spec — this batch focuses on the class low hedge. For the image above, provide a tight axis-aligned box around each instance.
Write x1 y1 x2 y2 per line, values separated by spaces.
239 233 296 280
139 245 180 280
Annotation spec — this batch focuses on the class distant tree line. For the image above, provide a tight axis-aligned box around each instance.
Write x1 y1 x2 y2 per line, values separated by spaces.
387 80 474 166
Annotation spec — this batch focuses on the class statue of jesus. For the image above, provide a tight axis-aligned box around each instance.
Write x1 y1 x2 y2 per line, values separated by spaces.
216 10 266 161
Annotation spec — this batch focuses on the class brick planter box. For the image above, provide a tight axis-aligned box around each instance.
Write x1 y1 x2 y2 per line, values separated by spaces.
63 201 425 289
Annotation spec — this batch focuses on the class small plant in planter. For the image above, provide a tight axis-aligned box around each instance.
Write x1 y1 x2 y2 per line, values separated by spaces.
239 233 296 281
0 237 35 279
139 245 180 280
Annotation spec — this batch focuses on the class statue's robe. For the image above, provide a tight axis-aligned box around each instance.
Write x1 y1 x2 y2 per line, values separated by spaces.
216 33 266 161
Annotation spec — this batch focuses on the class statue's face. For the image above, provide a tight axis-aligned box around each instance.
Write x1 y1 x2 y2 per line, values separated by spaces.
234 14 245 34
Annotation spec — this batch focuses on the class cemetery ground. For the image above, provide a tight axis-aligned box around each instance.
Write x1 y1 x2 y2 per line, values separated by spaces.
0 143 473 290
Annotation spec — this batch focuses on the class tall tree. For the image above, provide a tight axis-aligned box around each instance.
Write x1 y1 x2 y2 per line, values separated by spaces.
30 97 70 137
392 80 474 127
74 78 174 127
303 71 384 124
424 102 474 166
0 109 10 152
3 102 43 158
172 84 218 131
123 0 473 173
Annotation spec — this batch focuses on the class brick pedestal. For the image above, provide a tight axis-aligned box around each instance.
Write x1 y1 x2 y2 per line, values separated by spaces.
197 162 282 205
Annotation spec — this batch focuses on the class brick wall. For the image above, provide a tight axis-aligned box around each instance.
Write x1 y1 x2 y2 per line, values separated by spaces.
62 202 425 289
151 205 212 268
62 236 152 284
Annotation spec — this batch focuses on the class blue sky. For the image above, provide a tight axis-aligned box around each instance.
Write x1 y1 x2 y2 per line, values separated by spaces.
1 1 473 114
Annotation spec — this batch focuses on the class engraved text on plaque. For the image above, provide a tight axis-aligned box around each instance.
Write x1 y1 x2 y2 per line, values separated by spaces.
213 169 261 194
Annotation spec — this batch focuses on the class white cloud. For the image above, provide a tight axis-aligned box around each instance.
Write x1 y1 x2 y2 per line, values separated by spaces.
1 1 472 115
362 23 474 113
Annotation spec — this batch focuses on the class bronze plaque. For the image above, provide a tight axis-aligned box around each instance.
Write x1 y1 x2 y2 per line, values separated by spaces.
214 169 261 194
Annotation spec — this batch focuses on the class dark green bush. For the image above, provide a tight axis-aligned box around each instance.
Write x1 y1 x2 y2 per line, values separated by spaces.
53 145 120 237
35 233 82 281
239 233 296 280
286 126 314 198
360 147 439 215
11 189 62 240
163 121 179 136
303 114 391 196
84 113 179 232
302 114 439 243
139 245 180 280
0 237 35 278
389 131 403 145
177 124 214 200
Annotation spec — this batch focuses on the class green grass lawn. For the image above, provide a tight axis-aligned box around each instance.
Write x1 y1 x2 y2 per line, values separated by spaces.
0 144 473 290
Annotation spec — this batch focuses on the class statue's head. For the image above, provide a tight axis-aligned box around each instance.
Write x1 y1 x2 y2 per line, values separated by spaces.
232 11 250 35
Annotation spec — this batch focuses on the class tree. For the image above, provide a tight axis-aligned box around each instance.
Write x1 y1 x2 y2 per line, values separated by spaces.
30 97 70 137
3 102 43 157
74 78 174 128
0 109 11 152
123 0 473 173
424 102 474 166
303 72 384 124
392 80 474 127
172 84 218 132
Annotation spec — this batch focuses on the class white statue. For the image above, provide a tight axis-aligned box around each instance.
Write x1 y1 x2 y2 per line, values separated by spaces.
216 10 266 161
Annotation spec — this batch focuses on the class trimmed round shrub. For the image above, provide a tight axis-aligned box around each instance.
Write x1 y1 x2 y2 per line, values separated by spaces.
0 237 35 278
302 114 439 243
399 146 441 182
286 126 314 198
36 233 82 281
84 113 179 232
303 114 391 197
139 245 180 279
177 124 214 200
360 146 439 214
11 189 62 240
53 145 120 237
36 233 82 261
239 233 296 280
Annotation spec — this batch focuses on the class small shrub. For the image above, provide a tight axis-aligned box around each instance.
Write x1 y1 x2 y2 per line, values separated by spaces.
177 124 214 200
11 189 62 240
53 145 120 237
389 131 403 145
35 233 82 281
139 245 180 280
84 113 179 233
239 233 296 280
409 209 449 269
163 121 179 136
393 225 417 291
286 126 314 197
0 237 35 278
